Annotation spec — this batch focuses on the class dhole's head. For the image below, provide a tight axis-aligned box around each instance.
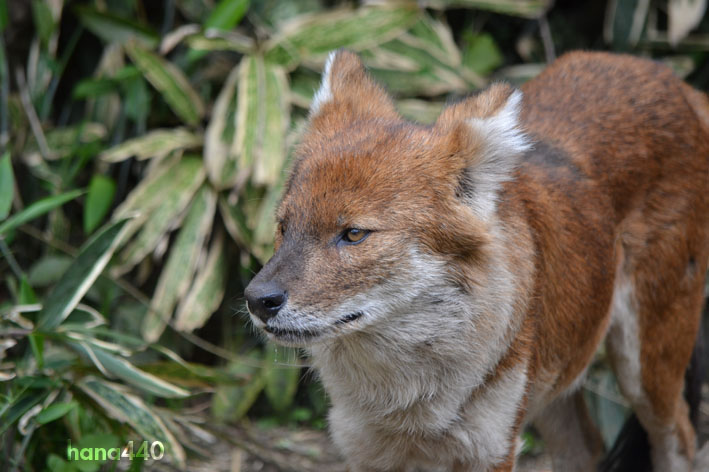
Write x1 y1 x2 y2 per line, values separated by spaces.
245 50 530 346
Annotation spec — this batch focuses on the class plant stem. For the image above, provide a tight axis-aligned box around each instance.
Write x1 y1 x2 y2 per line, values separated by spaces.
15 69 50 161
0 237 23 279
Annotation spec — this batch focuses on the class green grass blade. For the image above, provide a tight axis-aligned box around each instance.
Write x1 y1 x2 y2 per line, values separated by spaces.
125 42 205 126
0 151 13 219
0 189 82 236
78 377 186 466
83 175 116 234
37 218 131 330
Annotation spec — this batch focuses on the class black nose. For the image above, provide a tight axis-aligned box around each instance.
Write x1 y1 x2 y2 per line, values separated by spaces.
244 281 287 322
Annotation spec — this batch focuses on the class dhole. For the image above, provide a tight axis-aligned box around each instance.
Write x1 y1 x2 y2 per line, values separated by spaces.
244 50 709 471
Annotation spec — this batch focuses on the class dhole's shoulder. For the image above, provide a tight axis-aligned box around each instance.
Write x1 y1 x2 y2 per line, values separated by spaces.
528 51 682 90
521 51 680 105
520 51 706 146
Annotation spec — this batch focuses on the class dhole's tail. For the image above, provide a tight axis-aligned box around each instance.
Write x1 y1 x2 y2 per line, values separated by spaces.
597 302 706 472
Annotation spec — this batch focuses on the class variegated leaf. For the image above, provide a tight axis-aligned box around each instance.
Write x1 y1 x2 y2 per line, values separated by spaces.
264 4 419 69
78 377 186 466
174 229 227 332
100 128 202 163
125 41 205 126
141 186 217 342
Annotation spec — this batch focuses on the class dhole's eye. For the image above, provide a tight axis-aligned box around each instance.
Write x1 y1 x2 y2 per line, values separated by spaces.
341 228 370 245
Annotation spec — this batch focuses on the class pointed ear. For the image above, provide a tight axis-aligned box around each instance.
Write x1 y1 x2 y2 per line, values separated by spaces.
436 83 531 219
309 49 398 120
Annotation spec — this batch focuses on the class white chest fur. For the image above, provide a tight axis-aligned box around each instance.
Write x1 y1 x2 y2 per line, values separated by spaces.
309 304 528 471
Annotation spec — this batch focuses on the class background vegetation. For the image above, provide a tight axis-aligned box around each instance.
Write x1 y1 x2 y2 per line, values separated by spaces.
1 0 708 470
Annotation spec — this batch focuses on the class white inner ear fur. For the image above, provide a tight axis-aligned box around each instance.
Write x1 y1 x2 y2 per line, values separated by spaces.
309 51 337 116
464 89 531 220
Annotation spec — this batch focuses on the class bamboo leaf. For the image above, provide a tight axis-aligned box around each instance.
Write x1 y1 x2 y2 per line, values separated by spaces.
264 5 420 69
78 377 186 466
234 55 261 180
0 0 8 33
264 344 300 413
669 0 707 46
125 42 205 126
423 0 551 18
174 228 227 332
227 56 291 187
115 173 203 274
0 190 83 236
71 343 189 398
36 401 77 424
211 354 265 422
396 99 444 124
31 0 55 45
28 255 74 287
204 0 250 31
462 33 503 76
252 184 281 262
37 218 131 330
0 151 13 220
603 0 650 49
185 30 255 53
24 123 107 161
113 156 204 248
254 62 289 186
204 64 241 189
100 128 202 163
114 156 203 218
218 195 252 247
28 332 43 368
75 6 159 47
84 175 116 234
0 390 48 435
142 186 217 342
363 15 481 96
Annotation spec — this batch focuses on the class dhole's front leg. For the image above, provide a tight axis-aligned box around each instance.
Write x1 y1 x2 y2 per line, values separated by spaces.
533 391 605 471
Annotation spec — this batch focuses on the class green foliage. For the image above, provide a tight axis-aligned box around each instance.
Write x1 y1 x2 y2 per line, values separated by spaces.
1 0 707 469
84 175 116 234
0 151 13 219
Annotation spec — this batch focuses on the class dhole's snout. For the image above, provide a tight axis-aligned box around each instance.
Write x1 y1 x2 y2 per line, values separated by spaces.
244 279 287 322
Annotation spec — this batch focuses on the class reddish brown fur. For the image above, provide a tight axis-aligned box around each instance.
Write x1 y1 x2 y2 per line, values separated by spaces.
246 50 709 471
